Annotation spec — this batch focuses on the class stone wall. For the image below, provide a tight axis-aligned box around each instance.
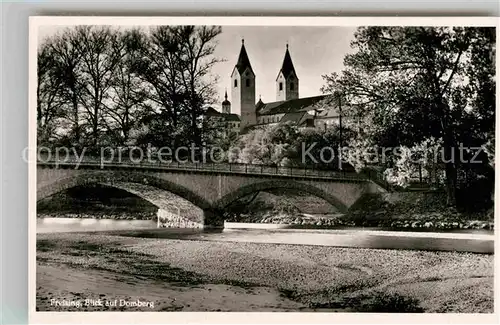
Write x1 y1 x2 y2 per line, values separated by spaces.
157 209 203 228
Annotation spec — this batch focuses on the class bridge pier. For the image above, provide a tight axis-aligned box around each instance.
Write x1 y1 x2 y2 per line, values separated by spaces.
203 208 225 229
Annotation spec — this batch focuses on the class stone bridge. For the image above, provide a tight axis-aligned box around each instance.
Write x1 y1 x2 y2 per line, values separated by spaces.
37 161 386 228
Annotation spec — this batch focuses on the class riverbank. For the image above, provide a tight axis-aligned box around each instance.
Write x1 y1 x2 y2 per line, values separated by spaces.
226 191 494 231
247 213 494 231
37 232 494 313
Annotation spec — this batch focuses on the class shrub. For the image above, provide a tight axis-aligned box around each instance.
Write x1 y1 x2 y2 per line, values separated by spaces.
273 199 300 215
352 291 424 313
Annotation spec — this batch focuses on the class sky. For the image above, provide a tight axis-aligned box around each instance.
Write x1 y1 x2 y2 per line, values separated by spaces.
213 26 356 112
38 25 357 114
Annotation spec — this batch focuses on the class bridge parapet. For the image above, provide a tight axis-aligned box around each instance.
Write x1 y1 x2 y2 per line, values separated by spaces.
37 157 370 182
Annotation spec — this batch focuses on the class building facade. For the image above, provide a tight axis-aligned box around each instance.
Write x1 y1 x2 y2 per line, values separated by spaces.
205 89 241 139
215 40 342 135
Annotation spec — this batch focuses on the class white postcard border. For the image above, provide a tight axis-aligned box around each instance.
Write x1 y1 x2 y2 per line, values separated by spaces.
29 16 499 325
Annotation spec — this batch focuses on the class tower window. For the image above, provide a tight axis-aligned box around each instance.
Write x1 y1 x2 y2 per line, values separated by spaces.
279 82 283 91
290 82 294 91
234 79 238 87
246 79 250 87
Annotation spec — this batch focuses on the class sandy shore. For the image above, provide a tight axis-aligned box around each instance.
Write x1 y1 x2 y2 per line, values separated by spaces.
36 232 494 313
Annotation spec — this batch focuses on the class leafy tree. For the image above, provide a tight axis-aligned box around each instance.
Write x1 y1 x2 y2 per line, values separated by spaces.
236 127 275 165
231 122 355 169
322 27 495 206
294 125 355 170
383 137 445 188
232 123 305 166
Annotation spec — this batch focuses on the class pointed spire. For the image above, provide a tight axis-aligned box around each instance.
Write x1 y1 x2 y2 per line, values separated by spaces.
222 87 230 106
256 94 264 109
277 43 296 80
235 39 254 75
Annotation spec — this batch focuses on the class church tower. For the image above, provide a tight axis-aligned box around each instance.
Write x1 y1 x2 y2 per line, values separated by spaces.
231 39 256 130
276 44 299 102
221 89 231 114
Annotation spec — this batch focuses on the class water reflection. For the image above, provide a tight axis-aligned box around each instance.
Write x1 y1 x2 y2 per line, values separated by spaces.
37 217 157 233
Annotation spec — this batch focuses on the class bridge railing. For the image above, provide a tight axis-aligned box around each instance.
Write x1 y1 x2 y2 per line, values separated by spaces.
36 155 371 181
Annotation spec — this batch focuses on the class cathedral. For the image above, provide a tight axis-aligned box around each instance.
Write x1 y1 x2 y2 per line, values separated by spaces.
211 39 341 136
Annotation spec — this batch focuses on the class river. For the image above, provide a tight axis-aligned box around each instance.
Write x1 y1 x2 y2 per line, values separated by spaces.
37 217 157 233
36 217 494 253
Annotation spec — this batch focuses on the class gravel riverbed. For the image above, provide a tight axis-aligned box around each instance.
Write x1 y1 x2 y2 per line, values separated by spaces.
36 232 494 313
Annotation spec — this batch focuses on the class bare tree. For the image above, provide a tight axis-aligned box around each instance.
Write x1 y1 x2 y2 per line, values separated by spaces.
103 29 148 146
73 26 125 147
37 41 65 145
173 26 223 146
46 29 84 147
133 25 223 148
37 25 224 152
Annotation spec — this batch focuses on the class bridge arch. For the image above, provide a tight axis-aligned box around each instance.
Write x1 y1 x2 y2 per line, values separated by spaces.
37 170 211 209
213 179 349 213
37 170 211 227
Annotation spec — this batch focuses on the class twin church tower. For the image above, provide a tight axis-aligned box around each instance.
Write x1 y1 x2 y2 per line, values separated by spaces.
223 39 299 131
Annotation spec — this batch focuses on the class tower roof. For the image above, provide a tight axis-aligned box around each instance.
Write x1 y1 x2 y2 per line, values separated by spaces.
256 95 330 115
222 89 231 105
234 39 254 75
276 44 297 80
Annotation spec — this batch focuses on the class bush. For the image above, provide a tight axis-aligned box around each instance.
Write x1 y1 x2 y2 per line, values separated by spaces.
273 199 300 215
352 291 424 313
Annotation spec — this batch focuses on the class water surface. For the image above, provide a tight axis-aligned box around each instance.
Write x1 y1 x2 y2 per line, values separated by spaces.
36 218 494 254
37 217 157 233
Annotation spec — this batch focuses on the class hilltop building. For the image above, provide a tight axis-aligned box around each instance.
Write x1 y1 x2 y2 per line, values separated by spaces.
214 39 342 135
205 95 241 138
